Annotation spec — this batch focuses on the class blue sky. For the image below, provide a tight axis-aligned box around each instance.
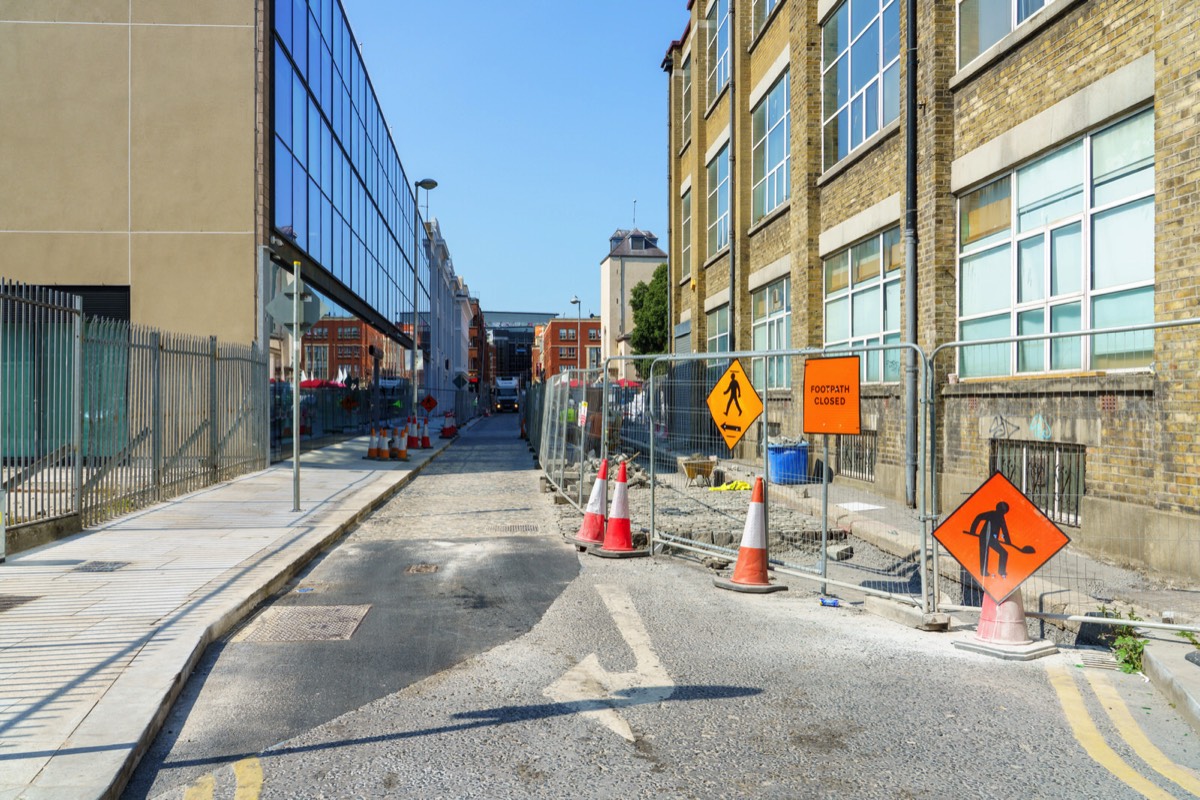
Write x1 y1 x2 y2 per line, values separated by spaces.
340 0 689 320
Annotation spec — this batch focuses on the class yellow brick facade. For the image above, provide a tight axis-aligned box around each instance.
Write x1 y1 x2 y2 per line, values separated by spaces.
664 0 1200 579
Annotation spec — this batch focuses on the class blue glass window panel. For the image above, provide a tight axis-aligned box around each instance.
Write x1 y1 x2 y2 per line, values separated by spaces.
851 94 864 149
321 123 332 196
292 158 307 250
342 218 351 283
292 74 306 167
332 144 342 211
1092 286 1153 368
309 178 321 259
308 97 320 187
274 136 292 231
960 244 1012 315
882 62 899 126
959 314 1010 377
292 0 306 79
882 0 899 63
1050 302 1081 370
321 0 332 43
331 211 341 280
322 42 332 115
1017 0 1045 24
1092 197 1154 289
864 79 879 139
823 2 849 64
851 0 877 39
275 0 291 51
850 20 878 95
308 11 320 88
274 44 292 148
322 197 332 267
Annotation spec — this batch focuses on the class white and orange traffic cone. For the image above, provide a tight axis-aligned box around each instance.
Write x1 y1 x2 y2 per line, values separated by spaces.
367 429 379 460
388 427 401 460
714 477 787 593
407 416 420 450
421 417 432 449
592 461 649 559
398 423 410 461
573 459 608 550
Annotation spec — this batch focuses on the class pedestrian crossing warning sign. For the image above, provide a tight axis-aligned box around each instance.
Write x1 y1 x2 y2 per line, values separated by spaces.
932 471 1070 604
706 359 763 450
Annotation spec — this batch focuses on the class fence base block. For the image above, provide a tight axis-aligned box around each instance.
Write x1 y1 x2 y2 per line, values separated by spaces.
865 597 951 631
591 547 650 559
952 638 1058 661
713 577 788 594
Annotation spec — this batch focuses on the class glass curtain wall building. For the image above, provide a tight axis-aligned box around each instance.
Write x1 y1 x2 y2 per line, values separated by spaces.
270 0 430 369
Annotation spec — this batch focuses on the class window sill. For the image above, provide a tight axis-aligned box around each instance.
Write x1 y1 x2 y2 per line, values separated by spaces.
678 271 694 287
678 137 692 158
702 246 731 270
704 83 730 120
765 388 793 401
747 203 791 238
748 0 787 54
949 0 1087 92
940 369 1154 395
818 118 901 186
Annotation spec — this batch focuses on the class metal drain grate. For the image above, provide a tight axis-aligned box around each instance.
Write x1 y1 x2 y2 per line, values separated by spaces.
73 561 131 573
0 595 39 613
234 605 371 643
1078 650 1120 670
406 563 439 574
503 524 540 532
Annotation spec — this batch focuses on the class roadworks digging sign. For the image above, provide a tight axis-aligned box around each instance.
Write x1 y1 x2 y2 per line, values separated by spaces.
932 471 1070 604
803 355 861 435
706 359 763 450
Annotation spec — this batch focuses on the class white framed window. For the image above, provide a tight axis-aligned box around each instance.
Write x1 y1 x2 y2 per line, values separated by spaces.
588 347 601 367
821 0 900 170
752 277 791 389
681 190 693 278
707 144 730 257
681 55 693 139
824 227 904 382
588 328 600 341
559 347 576 359
752 74 791 223
958 0 1046 68
753 0 783 34
956 108 1155 378
706 0 730 104
706 305 730 354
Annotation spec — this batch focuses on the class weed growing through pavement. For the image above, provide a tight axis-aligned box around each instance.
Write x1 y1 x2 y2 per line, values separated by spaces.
1096 604 1148 674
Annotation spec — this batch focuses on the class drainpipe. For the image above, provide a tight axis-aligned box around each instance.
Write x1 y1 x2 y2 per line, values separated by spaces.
726 1 736 351
903 0 919 508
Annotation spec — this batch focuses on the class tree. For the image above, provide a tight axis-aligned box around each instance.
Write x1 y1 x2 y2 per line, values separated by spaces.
629 263 669 376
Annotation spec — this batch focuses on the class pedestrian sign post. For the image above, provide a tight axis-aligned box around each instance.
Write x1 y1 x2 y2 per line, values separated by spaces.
421 395 438 413
803 356 861 435
706 359 763 450
932 471 1070 604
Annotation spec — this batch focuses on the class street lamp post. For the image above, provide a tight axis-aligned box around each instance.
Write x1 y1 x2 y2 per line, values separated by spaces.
570 295 581 370
412 178 437 425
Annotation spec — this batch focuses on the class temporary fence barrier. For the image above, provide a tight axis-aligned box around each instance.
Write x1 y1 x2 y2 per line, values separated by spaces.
0 279 271 540
538 368 605 510
646 344 933 612
928 317 1200 635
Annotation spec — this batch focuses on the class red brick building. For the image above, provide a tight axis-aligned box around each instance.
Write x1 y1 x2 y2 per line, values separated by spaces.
535 317 601 381
301 317 402 383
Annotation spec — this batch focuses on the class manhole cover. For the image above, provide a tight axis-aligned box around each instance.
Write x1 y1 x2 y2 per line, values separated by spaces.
503 525 540 532
234 605 371 643
406 564 439 574
0 595 39 613
73 561 131 573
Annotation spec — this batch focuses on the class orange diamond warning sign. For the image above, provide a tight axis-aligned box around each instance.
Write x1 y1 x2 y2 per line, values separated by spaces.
932 471 1070 604
706 359 763 450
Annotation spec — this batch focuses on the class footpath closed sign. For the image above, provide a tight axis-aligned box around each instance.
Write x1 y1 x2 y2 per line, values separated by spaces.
803 356 861 435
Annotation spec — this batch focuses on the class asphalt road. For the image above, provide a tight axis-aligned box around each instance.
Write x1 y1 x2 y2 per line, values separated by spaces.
129 414 1200 799
126 414 578 799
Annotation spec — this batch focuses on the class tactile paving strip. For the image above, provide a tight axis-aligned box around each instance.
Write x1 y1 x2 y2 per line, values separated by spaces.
234 604 371 643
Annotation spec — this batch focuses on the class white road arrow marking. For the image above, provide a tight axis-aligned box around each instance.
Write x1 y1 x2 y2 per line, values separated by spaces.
543 583 674 742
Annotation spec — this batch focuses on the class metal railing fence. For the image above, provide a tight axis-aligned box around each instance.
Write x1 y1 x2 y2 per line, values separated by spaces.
537 369 605 510
0 279 270 538
928 317 1200 632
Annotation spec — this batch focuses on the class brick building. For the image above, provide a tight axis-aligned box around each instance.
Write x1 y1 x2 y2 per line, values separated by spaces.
534 318 603 381
301 317 401 382
662 0 1199 579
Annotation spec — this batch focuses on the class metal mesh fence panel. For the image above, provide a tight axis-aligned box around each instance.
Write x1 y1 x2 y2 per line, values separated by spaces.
929 319 1200 634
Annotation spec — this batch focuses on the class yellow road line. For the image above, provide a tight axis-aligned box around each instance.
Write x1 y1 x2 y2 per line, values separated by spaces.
233 757 263 800
1085 670 1200 796
182 774 214 800
1047 664 1175 800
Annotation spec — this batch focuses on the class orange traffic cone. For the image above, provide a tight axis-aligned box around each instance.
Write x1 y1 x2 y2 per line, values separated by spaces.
592 461 648 559
421 417 432 449
573 459 608 549
378 428 392 461
398 423 410 461
389 427 404 460
714 477 787 593
367 429 379 460
951 591 1057 659
407 416 420 449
